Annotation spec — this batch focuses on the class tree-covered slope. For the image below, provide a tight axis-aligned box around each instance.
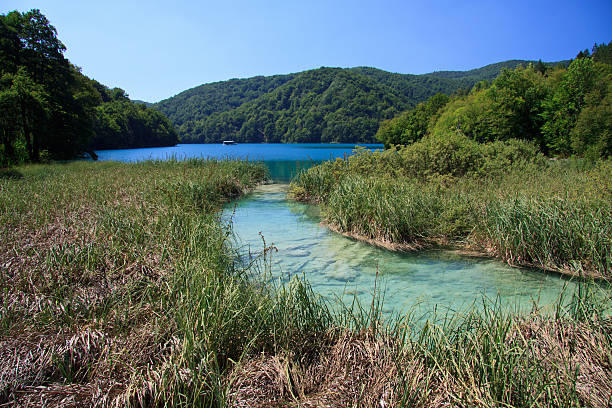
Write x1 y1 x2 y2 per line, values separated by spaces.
349 67 468 100
156 74 296 127
376 44 611 159
0 9 178 164
169 68 414 143
89 83 178 150
153 60 565 144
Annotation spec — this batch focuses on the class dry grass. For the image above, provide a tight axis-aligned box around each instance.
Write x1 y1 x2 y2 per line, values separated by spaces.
227 330 402 408
226 311 612 408
513 316 612 408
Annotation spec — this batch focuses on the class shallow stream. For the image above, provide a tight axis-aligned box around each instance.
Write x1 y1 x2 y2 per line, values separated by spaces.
97 143 579 315
225 183 577 315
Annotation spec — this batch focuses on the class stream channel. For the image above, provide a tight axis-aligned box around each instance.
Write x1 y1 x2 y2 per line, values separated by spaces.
97 143 579 316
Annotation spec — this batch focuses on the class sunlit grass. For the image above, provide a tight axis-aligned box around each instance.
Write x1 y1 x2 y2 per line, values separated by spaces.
1 158 611 407
291 145 612 278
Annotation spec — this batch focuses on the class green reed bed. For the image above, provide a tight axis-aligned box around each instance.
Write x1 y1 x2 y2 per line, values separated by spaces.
290 135 612 278
1 158 611 407
0 159 334 406
482 197 612 276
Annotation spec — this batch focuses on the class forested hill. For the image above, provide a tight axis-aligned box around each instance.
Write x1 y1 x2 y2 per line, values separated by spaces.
155 74 296 128
154 60 562 143
164 68 408 143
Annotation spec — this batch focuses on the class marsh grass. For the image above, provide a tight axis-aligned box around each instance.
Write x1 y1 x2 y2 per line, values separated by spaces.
0 159 335 406
225 281 612 408
1 159 611 407
290 143 612 278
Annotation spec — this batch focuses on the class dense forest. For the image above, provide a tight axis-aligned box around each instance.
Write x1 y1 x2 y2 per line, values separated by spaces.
0 9 178 165
2 9 607 160
376 42 611 158
154 61 559 143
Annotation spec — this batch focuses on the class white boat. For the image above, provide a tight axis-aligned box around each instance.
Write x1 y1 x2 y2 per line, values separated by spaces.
222 140 237 145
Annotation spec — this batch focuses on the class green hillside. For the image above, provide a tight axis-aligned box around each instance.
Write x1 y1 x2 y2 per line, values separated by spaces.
173 68 412 143
154 60 563 143
428 59 569 84
155 74 296 128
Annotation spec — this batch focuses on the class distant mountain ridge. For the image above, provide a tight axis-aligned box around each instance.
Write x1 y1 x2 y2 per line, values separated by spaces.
153 60 566 143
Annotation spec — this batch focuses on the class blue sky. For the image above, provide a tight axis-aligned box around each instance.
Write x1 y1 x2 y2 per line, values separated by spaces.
3 1 611 102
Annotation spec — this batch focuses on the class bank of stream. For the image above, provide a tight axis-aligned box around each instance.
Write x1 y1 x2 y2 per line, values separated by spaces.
224 183 578 315
94 143 586 315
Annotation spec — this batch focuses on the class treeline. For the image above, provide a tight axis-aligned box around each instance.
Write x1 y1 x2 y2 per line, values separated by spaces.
0 9 177 165
154 61 545 143
377 43 611 159
89 85 178 150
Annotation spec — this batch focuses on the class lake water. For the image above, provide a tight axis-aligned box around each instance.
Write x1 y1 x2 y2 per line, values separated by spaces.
97 143 579 315
95 143 379 182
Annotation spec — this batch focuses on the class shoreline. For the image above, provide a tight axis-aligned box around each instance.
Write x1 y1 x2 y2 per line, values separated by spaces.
322 220 607 282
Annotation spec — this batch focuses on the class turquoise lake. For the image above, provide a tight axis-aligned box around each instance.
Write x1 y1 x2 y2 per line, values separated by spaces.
97 143 579 314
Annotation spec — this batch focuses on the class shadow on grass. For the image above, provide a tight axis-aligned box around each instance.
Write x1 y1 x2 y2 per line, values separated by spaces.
0 168 23 180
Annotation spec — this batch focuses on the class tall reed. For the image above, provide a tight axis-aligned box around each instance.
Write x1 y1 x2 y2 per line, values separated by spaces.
2 158 611 407
290 139 612 277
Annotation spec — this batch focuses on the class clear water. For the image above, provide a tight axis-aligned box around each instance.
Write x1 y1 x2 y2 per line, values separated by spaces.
225 184 577 316
97 143 579 314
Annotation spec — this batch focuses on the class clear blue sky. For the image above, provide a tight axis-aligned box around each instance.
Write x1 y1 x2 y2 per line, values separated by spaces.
3 1 611 102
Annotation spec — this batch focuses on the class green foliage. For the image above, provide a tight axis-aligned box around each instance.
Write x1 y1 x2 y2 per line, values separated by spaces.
432 65 548 145
570 73 612 159
155 74 296 127
167 68 409 143
154 61 552 144
0 67 49 166
376 93 449 147
383 49 611 159
91 92 178 150
0 9 90 162
0 9 178 164
541 58 604 155
592 41 612 64
379 133 542 179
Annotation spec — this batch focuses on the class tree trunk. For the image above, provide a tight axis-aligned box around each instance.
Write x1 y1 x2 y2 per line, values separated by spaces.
32 130 40 162
20 101 34 161
1 129 16 161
